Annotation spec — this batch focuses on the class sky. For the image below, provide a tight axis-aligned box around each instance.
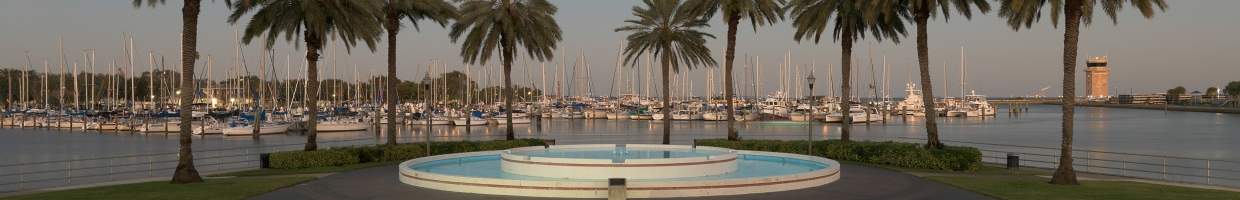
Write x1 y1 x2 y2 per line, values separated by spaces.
1 0 1237 98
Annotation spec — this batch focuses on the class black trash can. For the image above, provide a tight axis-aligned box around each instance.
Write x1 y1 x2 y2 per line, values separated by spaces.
1006 153 1020 169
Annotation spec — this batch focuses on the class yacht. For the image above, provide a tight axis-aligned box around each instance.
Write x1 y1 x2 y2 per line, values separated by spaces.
895 83 927 116
670 109 703 120
824 105 883 123
453 116 489 126
222 122 291 136
317 117 370 132
962 90 997 117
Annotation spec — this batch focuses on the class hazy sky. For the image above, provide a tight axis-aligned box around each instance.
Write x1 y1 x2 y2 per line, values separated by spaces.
1 1 1237 98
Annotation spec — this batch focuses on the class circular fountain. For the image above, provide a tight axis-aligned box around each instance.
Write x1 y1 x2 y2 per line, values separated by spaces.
399 144 840 198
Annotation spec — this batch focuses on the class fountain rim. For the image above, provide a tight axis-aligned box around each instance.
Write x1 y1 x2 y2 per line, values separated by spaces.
398 144 841 198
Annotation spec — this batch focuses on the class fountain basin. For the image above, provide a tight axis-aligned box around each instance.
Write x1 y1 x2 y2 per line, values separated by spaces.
399 144 840 198
501 144 738 179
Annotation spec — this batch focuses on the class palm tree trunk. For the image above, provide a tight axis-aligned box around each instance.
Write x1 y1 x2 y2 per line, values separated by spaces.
171 0 203 184
304 31 322 151
1050 0 1082 185
385 11 399 146
839 32 853 142
661 56 672 145
724 14 739 141
915 5 942 149
503 50 515 141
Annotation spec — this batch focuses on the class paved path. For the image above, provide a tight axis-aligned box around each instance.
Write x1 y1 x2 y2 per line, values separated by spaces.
253 163 991 200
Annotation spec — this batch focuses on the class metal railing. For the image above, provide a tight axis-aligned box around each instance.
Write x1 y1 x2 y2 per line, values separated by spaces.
0 137 383 193
872 136 1240 188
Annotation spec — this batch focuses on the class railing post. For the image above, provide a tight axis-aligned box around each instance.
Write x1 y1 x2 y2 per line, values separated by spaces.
18 165 24 190
1162 158 1168 180
1084 152 1090 172
1205 160 1211 185
108 158 113 181
67 157 74 185
148 155 154 177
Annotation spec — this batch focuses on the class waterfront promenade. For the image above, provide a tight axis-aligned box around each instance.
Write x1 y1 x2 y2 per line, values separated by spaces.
253 163 991 200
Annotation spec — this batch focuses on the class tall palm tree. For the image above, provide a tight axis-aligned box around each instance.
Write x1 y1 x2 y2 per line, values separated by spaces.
449 0 562 140
617 0 718 145
787 0 906 142
380 0 456 145
999 0 1166 185
901 0 989 149
229 0 384 151
684 0 786 141
132 0 204 184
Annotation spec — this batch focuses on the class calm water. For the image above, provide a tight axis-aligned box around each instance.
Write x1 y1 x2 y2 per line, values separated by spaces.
1 105 1237 164
513 147 730 159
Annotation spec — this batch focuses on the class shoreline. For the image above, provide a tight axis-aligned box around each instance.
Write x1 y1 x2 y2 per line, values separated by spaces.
1045 102 1240 114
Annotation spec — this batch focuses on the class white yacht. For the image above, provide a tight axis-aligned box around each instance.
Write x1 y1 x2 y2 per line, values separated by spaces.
670 109 703 120
895 83 927 116
453 116 489 126
824 106 883 123
317 117 370 132
222 122 291 136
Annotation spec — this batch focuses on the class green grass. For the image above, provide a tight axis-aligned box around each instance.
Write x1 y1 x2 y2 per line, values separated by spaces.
0 175 315 200
912 166 1240 200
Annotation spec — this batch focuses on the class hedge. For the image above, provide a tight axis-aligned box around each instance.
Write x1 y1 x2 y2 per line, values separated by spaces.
268 150 360 169
695 139 982 171
266 139 548 169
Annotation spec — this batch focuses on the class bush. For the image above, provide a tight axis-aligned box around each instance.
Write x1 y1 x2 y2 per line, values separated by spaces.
696 139 982 171
379 145 426 162
268 149 360 169
265 139 549 169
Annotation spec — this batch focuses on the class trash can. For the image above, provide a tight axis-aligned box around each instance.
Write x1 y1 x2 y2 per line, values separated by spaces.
1006 153 1020 169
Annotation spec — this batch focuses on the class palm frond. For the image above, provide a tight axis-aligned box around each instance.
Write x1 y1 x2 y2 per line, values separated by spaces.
616 0 717 73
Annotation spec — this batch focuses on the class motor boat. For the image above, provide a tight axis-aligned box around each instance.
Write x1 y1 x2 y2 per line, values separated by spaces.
453 116 489 126
824 106 883 123
223 123 291 136
671 109 703 120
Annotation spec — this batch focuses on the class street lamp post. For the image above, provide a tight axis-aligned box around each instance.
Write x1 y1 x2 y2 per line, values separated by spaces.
806 73 816 155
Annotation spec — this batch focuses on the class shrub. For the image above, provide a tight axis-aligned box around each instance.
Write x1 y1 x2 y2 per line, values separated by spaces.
696 139 982 171
380 145 426 162
268 149 360 169
264 139 549 169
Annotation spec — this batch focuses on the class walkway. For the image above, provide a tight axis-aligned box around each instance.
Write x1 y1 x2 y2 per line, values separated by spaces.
252 163 991 200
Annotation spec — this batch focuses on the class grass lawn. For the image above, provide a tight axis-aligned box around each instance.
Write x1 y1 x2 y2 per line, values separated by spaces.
0 175 315 200
1 161 399 200
928 175 1240 200
899 165 1240 200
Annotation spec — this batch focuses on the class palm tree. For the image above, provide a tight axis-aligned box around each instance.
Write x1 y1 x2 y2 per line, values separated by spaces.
999 0 1166 185
787 0 906 142
901 0 989 149
380 0 456 145
617 0 718 145
229 0 385 151
132 0 204 184
449 0 562 140
684 0 785 141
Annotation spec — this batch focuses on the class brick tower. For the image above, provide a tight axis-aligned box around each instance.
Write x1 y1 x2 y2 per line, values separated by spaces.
1085 56 1110 98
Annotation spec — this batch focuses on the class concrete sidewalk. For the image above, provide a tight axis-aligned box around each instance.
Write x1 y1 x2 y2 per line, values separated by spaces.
252 163 991 200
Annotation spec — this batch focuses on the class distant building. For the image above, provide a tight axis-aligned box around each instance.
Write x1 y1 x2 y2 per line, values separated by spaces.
1085 56 1110 99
